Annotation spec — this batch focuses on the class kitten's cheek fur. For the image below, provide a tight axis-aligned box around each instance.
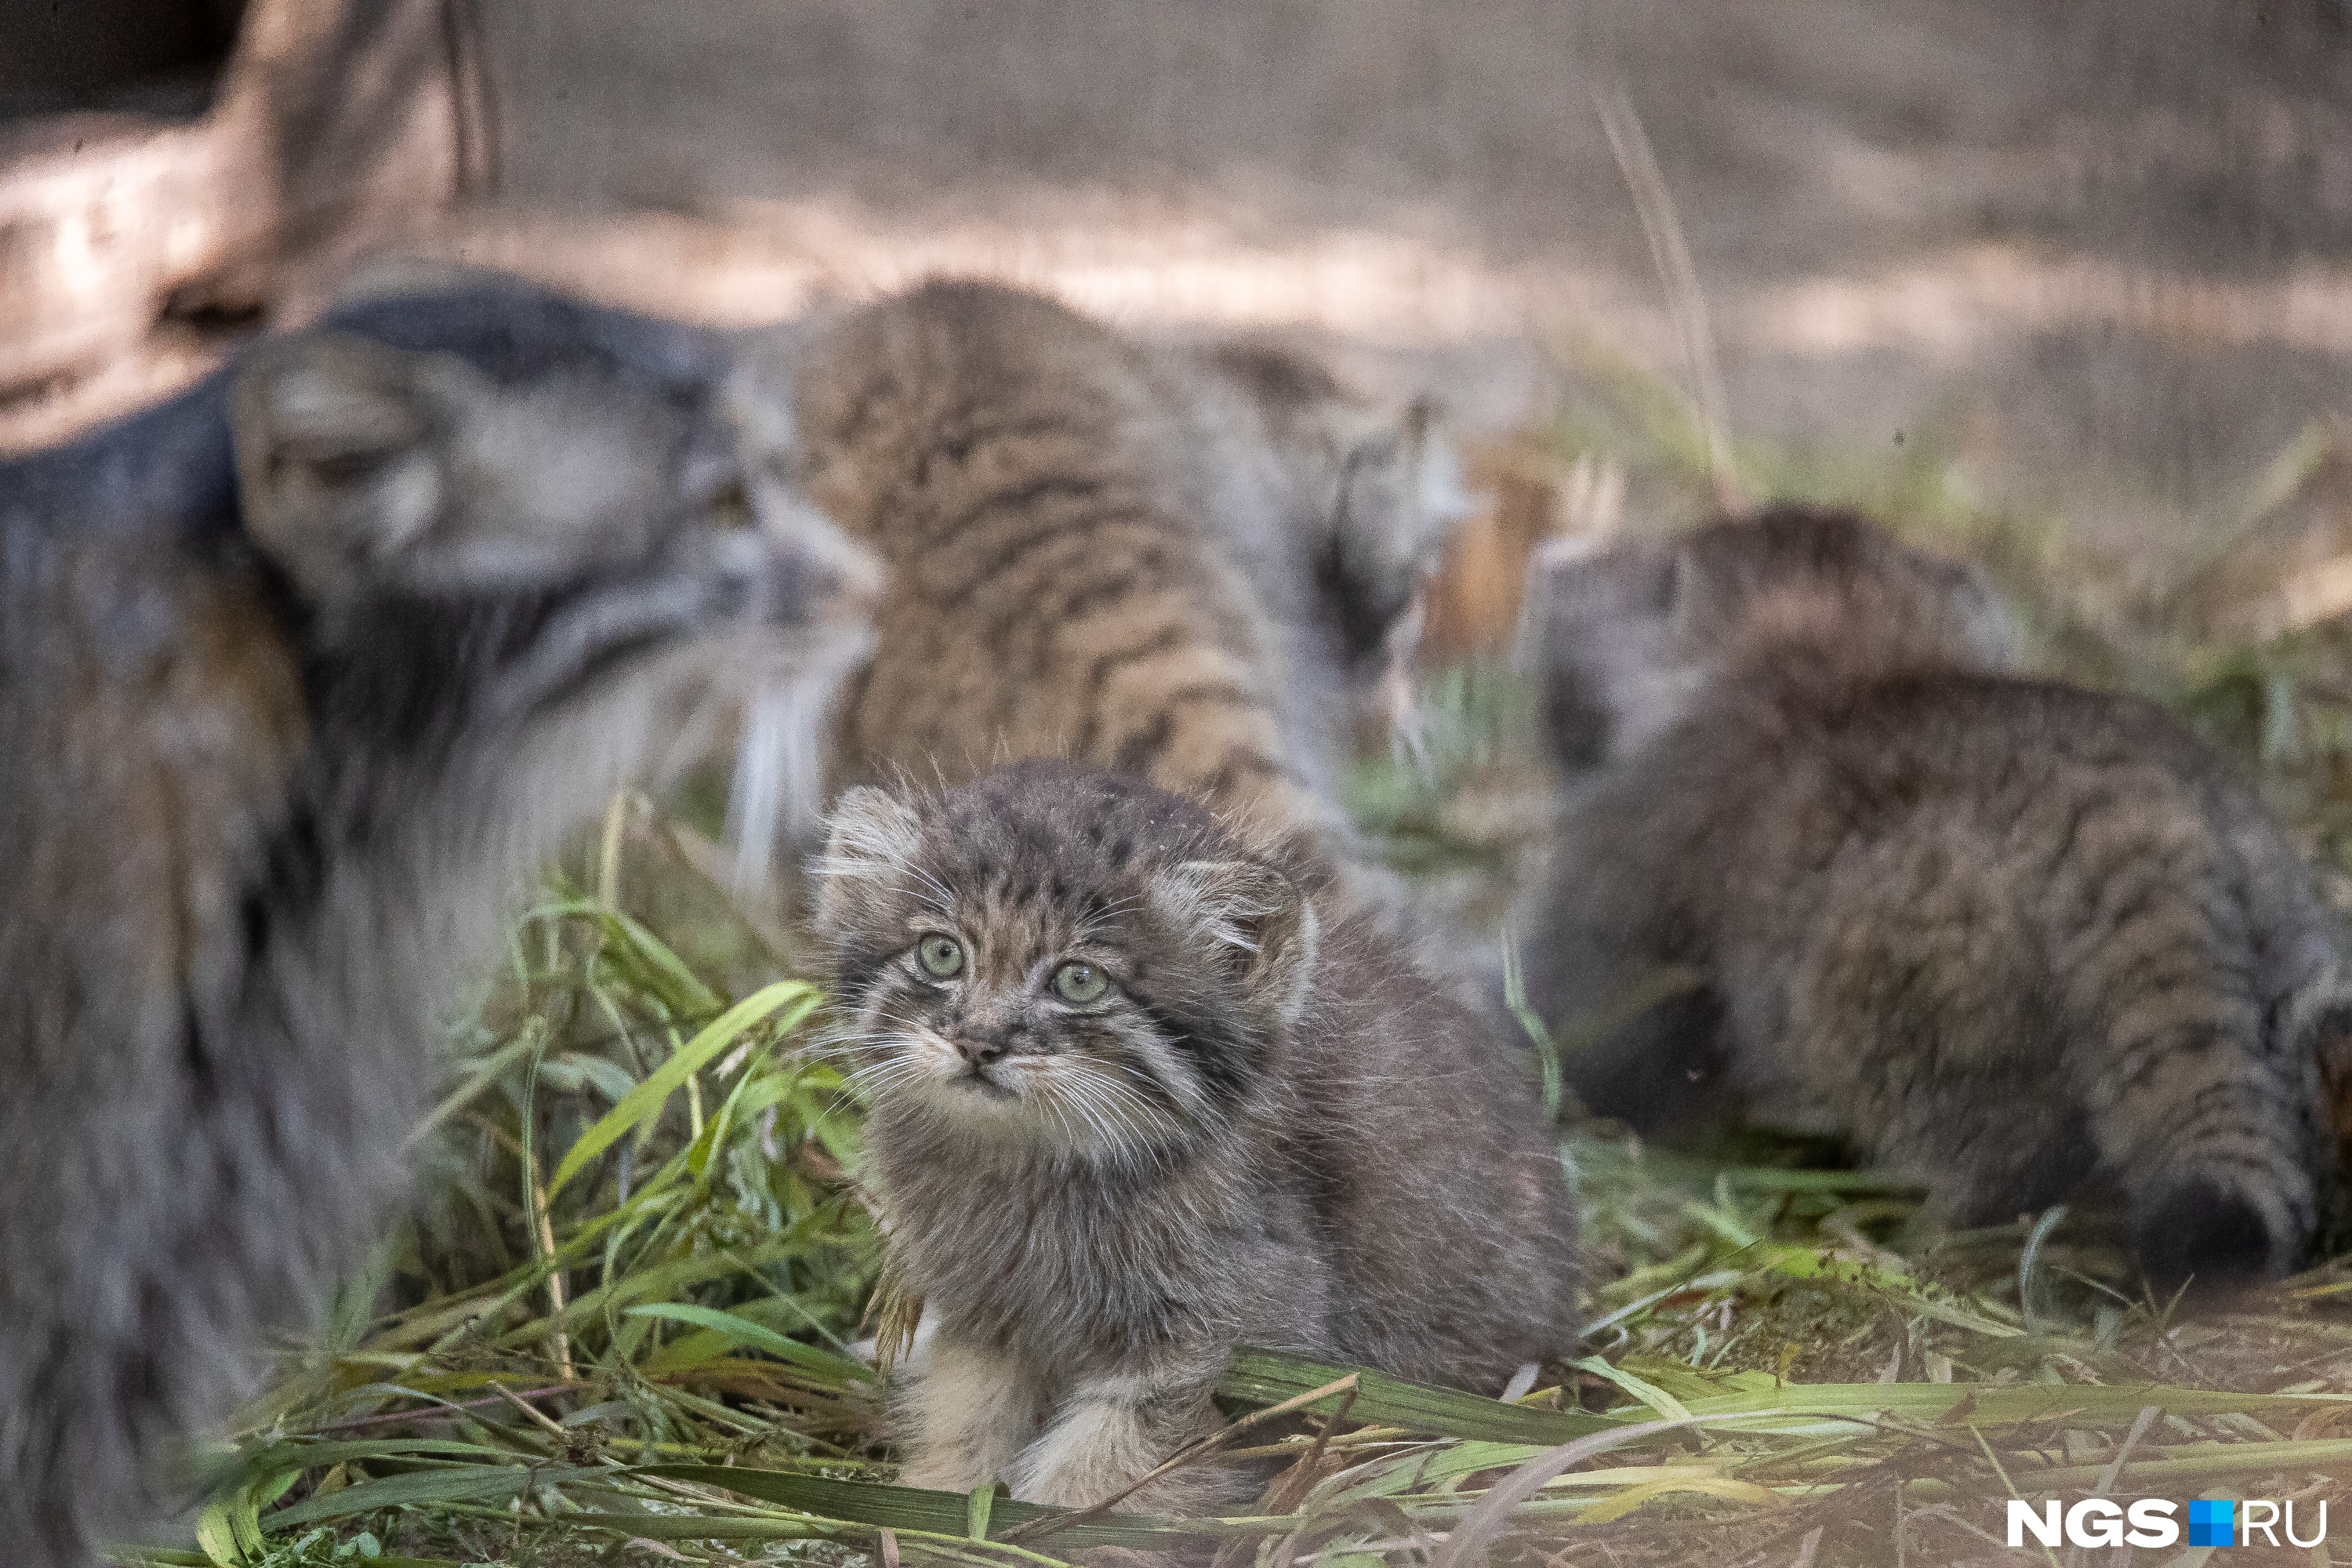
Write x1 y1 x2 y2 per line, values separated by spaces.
909 1028 967 1081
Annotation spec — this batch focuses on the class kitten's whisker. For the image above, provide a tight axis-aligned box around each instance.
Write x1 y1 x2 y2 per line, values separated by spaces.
1099 1050 1208 1122
1025 1069 1091 1142
901 863 960 918
1036 1080 1092 1151
1051 1076 1129 1160
1057 1068 1159 1163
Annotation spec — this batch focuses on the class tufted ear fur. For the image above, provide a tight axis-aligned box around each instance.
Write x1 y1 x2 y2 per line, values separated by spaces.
1149 858 1319 1036
230 332 494 603
1330 395 1475 652
811 786 926 937
1203 341 1472 669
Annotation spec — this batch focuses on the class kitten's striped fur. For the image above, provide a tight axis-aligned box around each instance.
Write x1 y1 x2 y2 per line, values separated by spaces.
786 280 1467 873
1520 507 2351 1285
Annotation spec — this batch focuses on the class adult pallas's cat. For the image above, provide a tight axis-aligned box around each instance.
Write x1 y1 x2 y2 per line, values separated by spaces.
787 280 1468 880
0 281 874 1568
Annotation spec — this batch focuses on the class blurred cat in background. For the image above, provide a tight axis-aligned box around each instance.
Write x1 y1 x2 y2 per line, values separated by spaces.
772 278 1469 890
0 281 875 1568
1519 506 2350 1287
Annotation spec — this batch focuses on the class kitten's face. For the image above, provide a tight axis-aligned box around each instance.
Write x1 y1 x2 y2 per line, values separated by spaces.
816 766 1314 1163
841 869 1202 1156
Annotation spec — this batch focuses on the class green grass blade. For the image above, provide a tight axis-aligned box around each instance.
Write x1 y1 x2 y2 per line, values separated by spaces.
191 1502 248 1568
264 1465 578 1530
2016 1436 2352 1489
1217 1348 1620 1443
626 1301 871 1381
1666 1380 2352 1428
524 899 723 1017
632 1466 1229 1549
547 980 817 1198
219 1437 541 1493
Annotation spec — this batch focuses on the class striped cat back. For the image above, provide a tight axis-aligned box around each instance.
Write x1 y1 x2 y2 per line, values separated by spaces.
788 279 1468 869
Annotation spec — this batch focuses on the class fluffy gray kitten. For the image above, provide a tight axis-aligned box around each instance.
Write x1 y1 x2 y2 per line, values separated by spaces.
1519 506 2350 1285
816 761 1577 1514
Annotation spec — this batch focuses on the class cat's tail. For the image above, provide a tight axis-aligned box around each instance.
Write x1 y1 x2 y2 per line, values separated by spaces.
2071 884 2336 1290
1796 797 2332 1291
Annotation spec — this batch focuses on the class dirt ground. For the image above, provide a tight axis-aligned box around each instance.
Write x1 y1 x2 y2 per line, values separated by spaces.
459 0 2352 564
13 0 2352 575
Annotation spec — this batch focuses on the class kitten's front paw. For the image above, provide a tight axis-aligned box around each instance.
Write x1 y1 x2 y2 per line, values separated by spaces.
1012 1414 1131 1507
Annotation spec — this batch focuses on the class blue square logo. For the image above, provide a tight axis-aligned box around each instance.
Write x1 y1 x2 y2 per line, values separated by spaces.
2187 1498 2235 1547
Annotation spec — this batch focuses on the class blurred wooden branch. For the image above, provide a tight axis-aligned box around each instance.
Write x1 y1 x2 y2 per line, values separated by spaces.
0 0 478 452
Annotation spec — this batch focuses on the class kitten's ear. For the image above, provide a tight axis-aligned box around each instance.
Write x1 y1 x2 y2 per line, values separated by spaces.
812 786 925 937
230 332 488 601
1152 858 1319 1033
1334 396 1476 634
1516 535 1692 768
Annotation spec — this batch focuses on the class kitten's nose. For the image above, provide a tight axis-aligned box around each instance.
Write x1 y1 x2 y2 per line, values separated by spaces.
956 1034 1009 1068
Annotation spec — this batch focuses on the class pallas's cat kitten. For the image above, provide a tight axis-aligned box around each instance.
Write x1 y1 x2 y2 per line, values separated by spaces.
1520 506 2350 1286
816 761 1577 1512
781 280 1470 882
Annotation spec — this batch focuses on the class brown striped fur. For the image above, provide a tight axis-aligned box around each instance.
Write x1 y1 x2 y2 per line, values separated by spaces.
1519 507 2352 1285
786 280 1467 875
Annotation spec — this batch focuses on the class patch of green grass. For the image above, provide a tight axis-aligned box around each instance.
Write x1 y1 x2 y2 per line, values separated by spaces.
143 818 888 1568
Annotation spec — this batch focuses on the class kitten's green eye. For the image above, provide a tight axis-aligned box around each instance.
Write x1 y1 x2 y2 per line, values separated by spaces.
916 934 965 978
1052 960 1108 1005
